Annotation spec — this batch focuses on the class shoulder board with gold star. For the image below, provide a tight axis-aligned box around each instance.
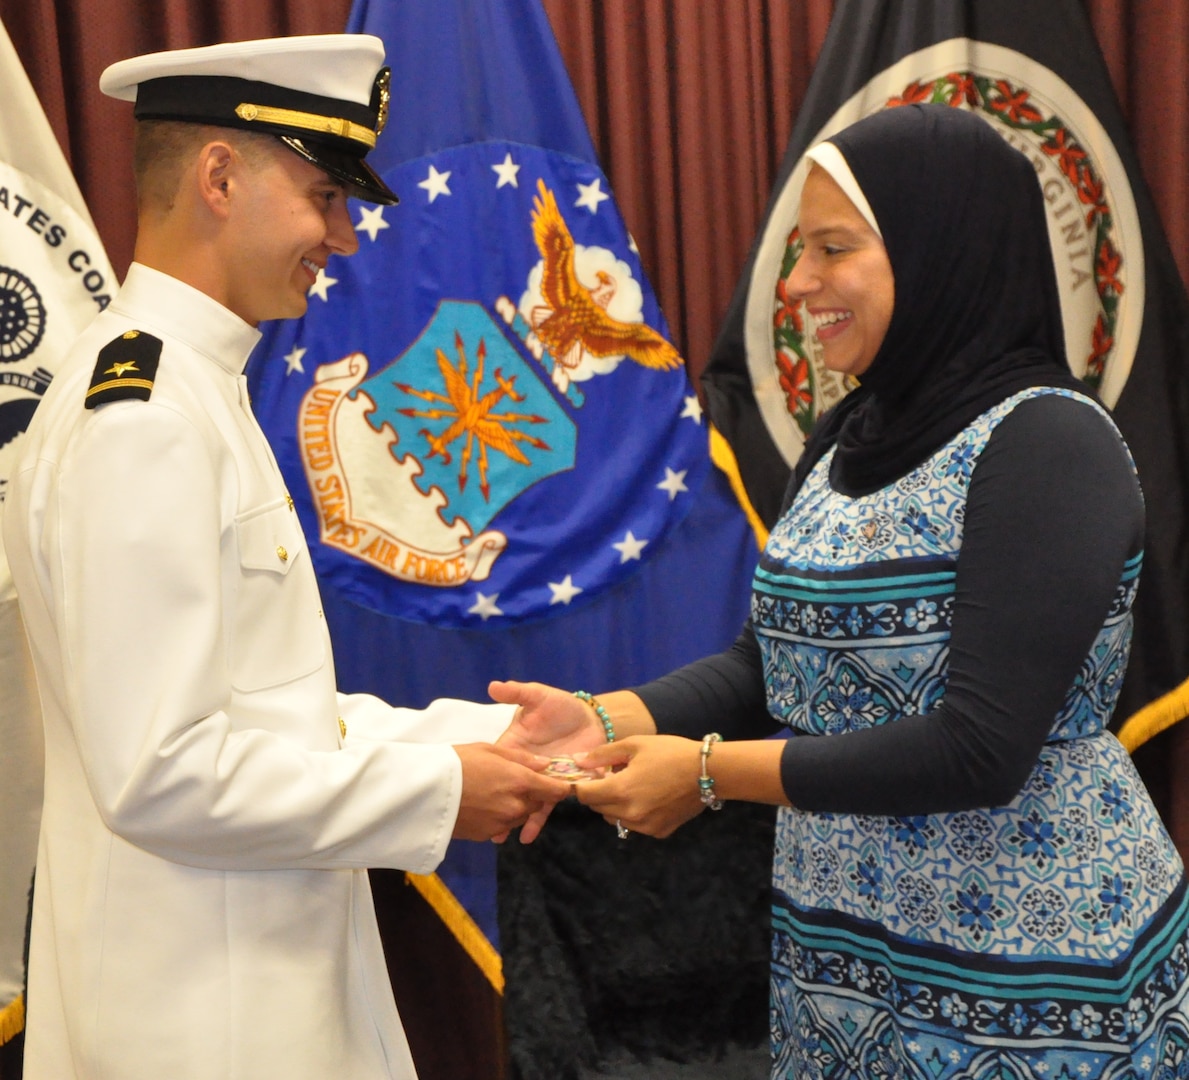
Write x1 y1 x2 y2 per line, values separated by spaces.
85 330 163 410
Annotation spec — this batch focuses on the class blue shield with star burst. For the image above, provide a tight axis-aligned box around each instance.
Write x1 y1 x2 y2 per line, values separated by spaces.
358 299 576 535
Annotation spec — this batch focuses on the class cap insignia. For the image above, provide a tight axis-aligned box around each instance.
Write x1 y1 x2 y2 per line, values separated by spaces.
374 68 391 136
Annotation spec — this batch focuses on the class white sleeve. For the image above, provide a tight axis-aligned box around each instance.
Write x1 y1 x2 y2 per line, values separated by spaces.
339 694 515 745
48 401 480 874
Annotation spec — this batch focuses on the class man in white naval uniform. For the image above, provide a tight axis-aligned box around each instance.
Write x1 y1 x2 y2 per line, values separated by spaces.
1 35 570 1079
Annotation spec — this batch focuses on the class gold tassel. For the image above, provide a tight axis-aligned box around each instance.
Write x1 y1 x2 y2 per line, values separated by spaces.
404 872 503 994
0 994 25 1046
708 425 768 550
1117 675 1189 754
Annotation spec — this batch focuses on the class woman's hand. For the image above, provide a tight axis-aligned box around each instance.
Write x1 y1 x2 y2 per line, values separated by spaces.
490 681 670 841
489 679 610 842
571 735 706 839
490 679 609 758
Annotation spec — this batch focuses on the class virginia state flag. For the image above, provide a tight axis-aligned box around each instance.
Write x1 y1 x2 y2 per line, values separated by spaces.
0 16 116 1053
700 0 1189 744
247 0 758 1014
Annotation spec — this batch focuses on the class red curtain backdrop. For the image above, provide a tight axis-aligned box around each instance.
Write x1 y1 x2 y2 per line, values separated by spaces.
4 0 1187 385
3 4 1188 1077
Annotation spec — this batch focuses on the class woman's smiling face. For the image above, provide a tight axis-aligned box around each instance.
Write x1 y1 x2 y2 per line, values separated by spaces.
785 163 895 380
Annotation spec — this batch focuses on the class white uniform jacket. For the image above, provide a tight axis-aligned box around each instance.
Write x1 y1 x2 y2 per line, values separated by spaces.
2 264 512 1079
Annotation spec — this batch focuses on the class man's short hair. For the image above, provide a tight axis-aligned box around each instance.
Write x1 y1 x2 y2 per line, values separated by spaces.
132 120 278 213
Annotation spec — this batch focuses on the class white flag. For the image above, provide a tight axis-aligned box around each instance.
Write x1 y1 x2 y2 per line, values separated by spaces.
0 17 116 1045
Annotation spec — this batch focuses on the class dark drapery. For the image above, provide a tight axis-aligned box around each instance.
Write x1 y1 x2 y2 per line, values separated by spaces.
3 2 1189 1077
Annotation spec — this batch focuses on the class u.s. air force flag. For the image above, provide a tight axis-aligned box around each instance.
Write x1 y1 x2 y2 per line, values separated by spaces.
247 0 758 1002
700 0 1189 746
0 15 115 1051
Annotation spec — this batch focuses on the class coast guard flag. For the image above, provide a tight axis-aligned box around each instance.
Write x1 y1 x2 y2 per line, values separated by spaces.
0 16 115 1051
700 0 1189 743
247 0 759 1015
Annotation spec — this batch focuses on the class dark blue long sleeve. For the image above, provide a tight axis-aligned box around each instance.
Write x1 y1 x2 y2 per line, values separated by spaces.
634 395 1143 815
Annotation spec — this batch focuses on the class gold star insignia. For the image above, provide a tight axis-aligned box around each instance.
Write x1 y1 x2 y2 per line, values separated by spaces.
86 330 162 410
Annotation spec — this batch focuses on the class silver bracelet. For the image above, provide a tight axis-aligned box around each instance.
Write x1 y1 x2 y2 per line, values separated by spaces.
698 732 724 810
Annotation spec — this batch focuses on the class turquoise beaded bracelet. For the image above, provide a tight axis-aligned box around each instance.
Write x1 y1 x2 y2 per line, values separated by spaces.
574 690 615 743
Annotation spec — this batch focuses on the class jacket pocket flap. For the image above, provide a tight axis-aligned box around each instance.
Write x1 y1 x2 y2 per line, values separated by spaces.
235 501 305 575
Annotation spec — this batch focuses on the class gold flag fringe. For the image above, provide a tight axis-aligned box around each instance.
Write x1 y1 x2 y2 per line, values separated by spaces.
708 425 769 550
0 994 24 1046
405 872 503 994
1117 675 1189 754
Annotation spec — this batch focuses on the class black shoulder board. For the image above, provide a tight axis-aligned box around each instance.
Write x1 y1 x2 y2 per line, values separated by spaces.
85 330 163 410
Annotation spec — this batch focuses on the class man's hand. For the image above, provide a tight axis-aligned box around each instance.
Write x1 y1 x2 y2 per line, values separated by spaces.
451 742 571 844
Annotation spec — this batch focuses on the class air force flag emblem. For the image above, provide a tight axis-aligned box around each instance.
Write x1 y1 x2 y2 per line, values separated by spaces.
253 147 708 628
297 300 575 587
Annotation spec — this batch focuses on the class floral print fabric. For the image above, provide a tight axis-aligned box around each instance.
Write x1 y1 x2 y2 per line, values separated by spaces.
758 389 1189 1079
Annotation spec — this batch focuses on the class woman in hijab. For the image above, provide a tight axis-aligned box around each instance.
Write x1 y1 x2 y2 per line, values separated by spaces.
495 104 1189 1078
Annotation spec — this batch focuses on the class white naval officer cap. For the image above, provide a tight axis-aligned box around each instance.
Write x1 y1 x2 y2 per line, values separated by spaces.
99 34 399 205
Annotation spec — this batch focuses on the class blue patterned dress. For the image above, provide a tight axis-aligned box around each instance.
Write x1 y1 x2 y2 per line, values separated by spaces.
757 389 1189 1079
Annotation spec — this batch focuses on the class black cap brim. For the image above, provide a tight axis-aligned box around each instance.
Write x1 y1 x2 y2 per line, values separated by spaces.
282 135 399 206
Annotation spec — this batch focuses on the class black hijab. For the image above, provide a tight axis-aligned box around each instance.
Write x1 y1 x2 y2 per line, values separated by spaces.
785 104 1091 506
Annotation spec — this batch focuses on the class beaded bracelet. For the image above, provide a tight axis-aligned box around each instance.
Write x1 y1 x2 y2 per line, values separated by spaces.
699 732 724 810
574 690 615 743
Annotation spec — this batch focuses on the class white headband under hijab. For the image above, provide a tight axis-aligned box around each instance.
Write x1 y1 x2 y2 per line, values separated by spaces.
803 140 883 239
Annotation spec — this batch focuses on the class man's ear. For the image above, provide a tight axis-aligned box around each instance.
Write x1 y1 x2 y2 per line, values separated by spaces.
196 141 236 218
